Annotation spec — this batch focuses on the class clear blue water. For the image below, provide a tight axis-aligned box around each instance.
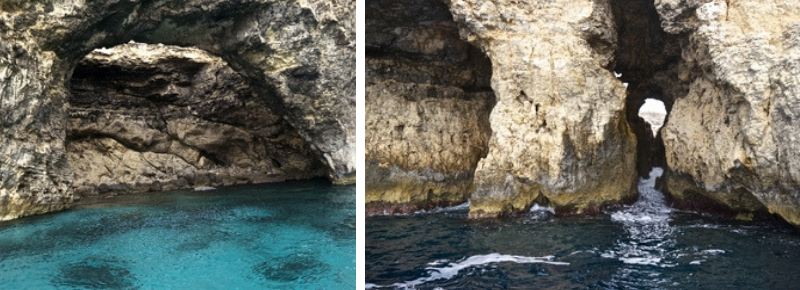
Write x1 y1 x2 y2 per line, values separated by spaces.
0 181 355 290
366 168 800 289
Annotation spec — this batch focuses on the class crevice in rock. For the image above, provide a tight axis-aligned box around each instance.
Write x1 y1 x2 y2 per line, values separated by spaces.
609 0 771 219
608 0 685 178
66 42 327 198
365 0 496 213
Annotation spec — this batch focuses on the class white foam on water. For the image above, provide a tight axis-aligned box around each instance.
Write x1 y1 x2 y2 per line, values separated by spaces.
606 167 678 268
374 253 568 289
620 257 662 266
689 260 704 265
193 186 217 191
412 200 470 215
529 203 555 214
701 249 726 255
528 203 556 220
610 167 670 224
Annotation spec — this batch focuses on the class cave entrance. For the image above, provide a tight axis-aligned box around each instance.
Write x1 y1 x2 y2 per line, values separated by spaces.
66 42 326 198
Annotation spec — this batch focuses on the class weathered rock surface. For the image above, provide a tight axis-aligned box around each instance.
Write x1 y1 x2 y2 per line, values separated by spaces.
365 0 495 213
367 0 800 225
657 0 800 224
366 0 640 217
446 0 637 217
67 43 326 197
0 0 353 220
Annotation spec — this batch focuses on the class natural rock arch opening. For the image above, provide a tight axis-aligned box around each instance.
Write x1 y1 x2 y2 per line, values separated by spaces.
66 43 327 199
609 0 770 219
608 0 683 178
365 0 496 213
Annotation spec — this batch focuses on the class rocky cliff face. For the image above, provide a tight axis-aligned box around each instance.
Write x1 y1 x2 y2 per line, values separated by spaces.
366 0 637 216
0 0 353 220
67 43 326 198
657 0 800 224
367 0 800 226
365 0 495 213
446 0 638 217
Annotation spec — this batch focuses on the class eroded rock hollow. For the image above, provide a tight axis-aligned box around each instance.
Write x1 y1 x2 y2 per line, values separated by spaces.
67 43 326 198
0 0 354 220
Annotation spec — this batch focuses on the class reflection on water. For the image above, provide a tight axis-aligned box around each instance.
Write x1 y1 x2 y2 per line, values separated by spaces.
0 181 355 290
367 168 800 289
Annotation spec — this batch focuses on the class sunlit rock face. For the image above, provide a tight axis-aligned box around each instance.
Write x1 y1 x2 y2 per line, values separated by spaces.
446 0 638 217
67 43 326 198
365 0 640 217
365 0 495 213
0 0 354 220
658 0 800 225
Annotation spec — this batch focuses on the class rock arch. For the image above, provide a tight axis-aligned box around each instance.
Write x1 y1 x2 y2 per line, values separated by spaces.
0 0 354 220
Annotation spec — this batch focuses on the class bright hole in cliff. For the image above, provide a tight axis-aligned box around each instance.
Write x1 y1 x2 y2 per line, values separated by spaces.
66 42 326 198
609 0 681 178
638 98 667 138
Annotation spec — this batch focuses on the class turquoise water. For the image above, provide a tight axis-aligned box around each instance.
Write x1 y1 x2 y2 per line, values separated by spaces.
366 169 800 289
0 181 355 289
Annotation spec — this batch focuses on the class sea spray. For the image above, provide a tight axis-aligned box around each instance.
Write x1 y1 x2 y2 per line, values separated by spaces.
369 254 569 289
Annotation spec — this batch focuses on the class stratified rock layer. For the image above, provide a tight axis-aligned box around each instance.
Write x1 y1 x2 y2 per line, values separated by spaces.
446 0 637 217
67 43 326 197
365 0 495 213
657 0 800 224
0 0 354 220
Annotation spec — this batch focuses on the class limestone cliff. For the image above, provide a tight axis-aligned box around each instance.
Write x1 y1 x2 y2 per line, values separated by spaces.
367 0 800 226
0 0 354 220
365 0 495 213
657 0 800 224
366 0 637 216
446 0 638 217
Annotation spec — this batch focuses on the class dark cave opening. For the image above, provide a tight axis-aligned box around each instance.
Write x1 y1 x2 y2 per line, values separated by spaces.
609 0 685 178
66 42 326 197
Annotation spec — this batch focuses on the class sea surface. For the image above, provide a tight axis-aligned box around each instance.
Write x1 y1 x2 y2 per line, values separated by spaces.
0 180 355 290
366 168 800 289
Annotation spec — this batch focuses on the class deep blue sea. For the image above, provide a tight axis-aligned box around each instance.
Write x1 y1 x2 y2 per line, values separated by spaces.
366 168 800 289
0 181 355 290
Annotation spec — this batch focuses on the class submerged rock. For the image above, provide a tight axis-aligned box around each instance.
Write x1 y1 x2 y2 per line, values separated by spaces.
0 0 354 220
